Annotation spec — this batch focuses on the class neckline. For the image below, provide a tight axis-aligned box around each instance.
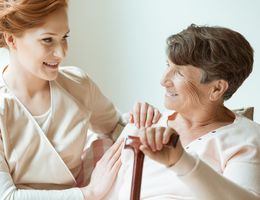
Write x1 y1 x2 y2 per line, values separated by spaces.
33 107 51 118
166 110 241 148
166 110 238 131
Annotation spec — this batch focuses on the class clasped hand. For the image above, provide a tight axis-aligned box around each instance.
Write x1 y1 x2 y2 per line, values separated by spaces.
139 127 184 167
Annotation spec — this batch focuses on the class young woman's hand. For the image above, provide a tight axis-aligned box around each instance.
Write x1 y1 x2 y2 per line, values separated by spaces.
81 138 124 200
139 127 183 167
129 102 161 128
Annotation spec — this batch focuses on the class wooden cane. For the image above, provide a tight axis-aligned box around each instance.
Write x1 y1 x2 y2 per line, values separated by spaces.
124 134 179 200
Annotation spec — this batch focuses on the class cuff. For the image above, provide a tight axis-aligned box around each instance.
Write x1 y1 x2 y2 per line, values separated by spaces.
169 150 198 176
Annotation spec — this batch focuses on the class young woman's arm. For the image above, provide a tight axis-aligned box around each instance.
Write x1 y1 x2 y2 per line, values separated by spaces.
0 136 123 200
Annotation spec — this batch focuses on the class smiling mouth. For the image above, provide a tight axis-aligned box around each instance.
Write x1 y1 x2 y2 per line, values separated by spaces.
166 92 178 97
43 62 59 68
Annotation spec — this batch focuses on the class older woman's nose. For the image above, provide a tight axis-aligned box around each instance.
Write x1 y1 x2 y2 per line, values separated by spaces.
160 71 173 87
160 78 173 87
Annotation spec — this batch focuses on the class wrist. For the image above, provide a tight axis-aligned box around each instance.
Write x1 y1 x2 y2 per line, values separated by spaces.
80 186 94 200
168 148 184 167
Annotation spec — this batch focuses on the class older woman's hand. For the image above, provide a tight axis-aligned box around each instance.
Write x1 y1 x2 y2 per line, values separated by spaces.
128 102 161 129
80 138 124 200
139 127 184 167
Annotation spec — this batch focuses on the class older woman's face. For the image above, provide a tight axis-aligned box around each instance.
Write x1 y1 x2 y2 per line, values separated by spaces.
160 59 213 113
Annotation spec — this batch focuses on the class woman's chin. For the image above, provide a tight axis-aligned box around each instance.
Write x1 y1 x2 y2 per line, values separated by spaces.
164 101 178 111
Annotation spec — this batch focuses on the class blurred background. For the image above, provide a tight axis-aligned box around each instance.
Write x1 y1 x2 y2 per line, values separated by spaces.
1 0 260 122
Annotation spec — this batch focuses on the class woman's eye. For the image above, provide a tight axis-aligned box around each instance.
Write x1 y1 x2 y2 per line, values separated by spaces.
42 38 53 43
177 71 184 76
173 69 184 77
63 34 69 40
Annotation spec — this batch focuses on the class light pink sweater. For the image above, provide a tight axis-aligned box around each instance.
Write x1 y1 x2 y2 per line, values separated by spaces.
104 111 260 200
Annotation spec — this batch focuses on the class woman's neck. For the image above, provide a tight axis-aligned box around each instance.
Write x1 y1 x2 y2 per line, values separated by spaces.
168 105 235 145
3 63 51 116
182 106 233 127
3 63 49 98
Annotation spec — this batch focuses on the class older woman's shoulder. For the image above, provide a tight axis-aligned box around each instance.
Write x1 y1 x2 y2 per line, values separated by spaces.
216 114 260 145
234 113 260 132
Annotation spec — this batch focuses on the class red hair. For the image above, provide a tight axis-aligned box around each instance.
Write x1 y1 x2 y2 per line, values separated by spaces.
0 0 68 47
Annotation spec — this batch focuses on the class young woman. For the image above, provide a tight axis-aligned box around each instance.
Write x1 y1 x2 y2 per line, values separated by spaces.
0 0 160 199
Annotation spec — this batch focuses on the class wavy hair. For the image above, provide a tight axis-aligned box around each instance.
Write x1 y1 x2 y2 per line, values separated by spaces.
0 0 68 47
166 24 254 100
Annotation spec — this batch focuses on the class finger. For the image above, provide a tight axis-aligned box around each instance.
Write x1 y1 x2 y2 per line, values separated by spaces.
146 128 156 152
110 158 122 185
155 127 164 151
140 102 148 128
111 154 122 172
140 144 156 159
111 140 124 159
162 127 175 144
139 129 148 147
105 138 124 160
112 138 124 151
109 142 123 169
133 102 141 128
145 105 154 127
129 112 134 123
152 108 161 123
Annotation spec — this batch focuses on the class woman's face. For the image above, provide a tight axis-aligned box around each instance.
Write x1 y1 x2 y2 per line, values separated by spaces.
160 59 213 113
11 7 69 81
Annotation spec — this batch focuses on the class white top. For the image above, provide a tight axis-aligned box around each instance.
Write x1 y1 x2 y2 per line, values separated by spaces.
104 111 260 200
33 108 51 134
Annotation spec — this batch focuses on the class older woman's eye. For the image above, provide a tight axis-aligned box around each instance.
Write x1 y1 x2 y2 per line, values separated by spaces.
177 71 184 76
172 69 184 77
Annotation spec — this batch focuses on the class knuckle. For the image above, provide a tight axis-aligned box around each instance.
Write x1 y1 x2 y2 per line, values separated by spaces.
140 111 147 116
141 102 148 109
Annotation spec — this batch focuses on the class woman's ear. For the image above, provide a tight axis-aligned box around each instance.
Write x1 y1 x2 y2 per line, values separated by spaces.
209 79 229 101
3 32 16 49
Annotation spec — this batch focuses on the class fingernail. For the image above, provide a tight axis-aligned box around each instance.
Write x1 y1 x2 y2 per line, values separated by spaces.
136 123 139 128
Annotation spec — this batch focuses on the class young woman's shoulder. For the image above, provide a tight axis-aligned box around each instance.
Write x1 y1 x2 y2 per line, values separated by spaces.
55 66 102 108
57 66 92 84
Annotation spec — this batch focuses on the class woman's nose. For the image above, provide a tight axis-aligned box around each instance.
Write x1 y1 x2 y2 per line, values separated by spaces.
160 70 173 87
53 44 67 58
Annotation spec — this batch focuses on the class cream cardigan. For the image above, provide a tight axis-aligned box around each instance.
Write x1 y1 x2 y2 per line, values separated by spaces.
0 66 120 200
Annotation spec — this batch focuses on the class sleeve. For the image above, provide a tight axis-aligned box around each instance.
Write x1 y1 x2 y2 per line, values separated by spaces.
0 134 84 200
87 77 121 136
170 151 260 200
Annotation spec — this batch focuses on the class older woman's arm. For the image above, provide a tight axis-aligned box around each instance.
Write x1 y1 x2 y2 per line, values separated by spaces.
170 151 260 200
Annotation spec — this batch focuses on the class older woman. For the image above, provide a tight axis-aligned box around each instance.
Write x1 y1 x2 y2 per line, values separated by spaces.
104 24 260 200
